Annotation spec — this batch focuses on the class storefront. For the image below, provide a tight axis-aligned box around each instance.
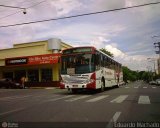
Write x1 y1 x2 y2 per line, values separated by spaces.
0 38 72 87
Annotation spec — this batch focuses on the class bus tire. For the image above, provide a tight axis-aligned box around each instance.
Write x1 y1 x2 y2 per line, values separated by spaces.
101 78 105 91
116 83 120 88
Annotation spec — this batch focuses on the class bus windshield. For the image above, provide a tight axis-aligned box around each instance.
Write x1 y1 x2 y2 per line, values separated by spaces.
61 54 95 74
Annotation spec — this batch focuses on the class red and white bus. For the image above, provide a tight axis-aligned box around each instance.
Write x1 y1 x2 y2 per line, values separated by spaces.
60 46 123 92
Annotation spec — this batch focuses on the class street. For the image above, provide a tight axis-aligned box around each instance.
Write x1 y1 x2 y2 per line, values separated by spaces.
0 81 160 128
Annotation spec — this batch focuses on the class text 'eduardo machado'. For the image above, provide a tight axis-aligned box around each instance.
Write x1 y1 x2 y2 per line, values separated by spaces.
114 122 160 128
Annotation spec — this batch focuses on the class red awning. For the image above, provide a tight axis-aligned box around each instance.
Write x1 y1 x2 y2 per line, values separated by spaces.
5 53 61 66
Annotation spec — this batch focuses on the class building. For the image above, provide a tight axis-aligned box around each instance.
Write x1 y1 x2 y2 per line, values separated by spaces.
0 38 72 87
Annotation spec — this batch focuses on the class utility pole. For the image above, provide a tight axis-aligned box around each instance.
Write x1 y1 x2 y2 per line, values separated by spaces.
153 35 160 74
147 58 156 81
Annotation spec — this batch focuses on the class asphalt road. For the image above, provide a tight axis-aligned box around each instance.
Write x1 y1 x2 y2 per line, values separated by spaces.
0 81 160 128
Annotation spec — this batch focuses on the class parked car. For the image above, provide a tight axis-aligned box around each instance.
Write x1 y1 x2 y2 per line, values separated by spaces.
156 79 160 86
0 78 22 89
149 80 157 85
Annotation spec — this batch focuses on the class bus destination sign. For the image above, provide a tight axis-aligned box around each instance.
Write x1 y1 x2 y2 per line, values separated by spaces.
63 48 92 54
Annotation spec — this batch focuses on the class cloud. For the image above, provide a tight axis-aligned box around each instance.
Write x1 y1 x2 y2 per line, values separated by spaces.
51 0 83 16
105 44 126 58
0 0 159 72
104 44 156 71
87 0 126 11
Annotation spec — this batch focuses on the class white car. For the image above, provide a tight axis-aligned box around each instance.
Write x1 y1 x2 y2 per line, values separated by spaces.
149 81 156 85
156 79 160 86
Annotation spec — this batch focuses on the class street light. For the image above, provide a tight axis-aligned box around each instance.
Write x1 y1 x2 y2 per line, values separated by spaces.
147 58 156 75
152 35 160 74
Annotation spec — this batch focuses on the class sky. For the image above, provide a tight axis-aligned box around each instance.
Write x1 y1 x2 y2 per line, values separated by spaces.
0 0 160 71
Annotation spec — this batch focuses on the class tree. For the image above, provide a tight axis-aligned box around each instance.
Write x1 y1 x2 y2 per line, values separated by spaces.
100 48 114 57
122 66 139 82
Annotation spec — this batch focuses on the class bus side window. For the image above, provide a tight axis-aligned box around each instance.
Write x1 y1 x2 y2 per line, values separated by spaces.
101 54 105 67
111 60 114 69
95 52 100 70
108 58 111 68
113 61 116 70
104 56 107 68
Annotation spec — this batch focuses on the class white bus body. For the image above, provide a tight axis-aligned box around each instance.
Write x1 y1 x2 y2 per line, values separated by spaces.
60 47 123 92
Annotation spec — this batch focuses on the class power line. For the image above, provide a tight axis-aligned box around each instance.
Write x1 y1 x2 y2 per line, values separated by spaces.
0 0 31 13
0 10 22 20
0 1 160 28
26 0 47 9
0 4 25 9
0 0 47 21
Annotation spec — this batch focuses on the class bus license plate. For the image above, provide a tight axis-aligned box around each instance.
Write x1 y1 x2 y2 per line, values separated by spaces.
72 85 78 88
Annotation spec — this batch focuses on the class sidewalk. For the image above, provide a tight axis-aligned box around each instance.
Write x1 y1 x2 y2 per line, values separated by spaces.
28 87 60 89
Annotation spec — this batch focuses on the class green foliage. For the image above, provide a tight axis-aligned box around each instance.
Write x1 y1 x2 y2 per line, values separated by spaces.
122 66 139 82
100 48 114 57
122 66 153 82
153 74 160 80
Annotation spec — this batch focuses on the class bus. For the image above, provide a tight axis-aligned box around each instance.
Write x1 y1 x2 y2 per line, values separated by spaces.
60 46 123 93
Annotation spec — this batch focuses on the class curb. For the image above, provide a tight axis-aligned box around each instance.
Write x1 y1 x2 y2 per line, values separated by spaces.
29 87 60 89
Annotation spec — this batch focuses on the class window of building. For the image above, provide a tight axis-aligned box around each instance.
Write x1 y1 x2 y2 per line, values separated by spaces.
41 69 52 82
28 70 39 82
15 70 26 82
3 72 13 80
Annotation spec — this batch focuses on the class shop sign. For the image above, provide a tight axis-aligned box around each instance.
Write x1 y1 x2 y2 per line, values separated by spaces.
5 58 27 66
5 54 60 66
28 54 59 65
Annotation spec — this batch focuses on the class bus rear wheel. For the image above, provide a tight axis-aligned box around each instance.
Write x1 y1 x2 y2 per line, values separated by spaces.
116 83 120 88
101 79 105 91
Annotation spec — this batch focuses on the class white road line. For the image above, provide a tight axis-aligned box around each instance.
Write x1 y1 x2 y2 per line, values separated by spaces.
0 107 25 116
34 94 60 98
33 95 49 98
110 95 128 103
0 95 32 101
134 87 138 88
138 96 150 104
47 95 75 102
45 87 56 89
0 89 25 92
143 87 147 89
106 112 121 128
65 95 90 102
152 87 157 89
125 87 130 88
86 95 109 102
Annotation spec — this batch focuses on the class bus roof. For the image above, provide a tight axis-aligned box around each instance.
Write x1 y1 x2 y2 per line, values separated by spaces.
62 46 121 65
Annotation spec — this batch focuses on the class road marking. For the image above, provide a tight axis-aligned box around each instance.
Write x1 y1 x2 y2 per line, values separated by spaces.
0 95 32 101
125 87 130 88
143 87 147 88
86 95 109 102
45 87 56 89
65 95 90 102
33 94 60 99
0 89 18 93
110 95 128 103
152 87 157 89
106 112 121 128
47 95 75 102
33 94 50 98
0 107 25 116
138 96 150 104
134 87 138 88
